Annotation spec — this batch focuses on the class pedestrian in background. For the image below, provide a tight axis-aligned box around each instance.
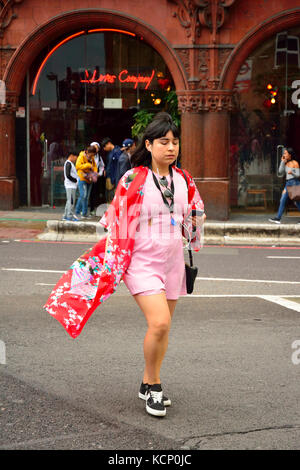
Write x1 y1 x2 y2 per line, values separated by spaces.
115 138 136 185
101 137 122 203
269 147 300 224
89 141 105 215
75 145 97 219
63 150 78 221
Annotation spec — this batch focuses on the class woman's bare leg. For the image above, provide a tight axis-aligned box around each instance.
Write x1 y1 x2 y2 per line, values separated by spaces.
134 293 177 385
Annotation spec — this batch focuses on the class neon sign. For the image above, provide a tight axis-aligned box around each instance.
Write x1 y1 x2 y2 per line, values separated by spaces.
80 69 155 89
32 29 137 95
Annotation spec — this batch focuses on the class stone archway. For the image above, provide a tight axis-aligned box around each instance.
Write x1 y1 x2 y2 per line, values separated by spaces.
0 8 188 208
219 7 300 214
4 8 187 95
220 7 300 90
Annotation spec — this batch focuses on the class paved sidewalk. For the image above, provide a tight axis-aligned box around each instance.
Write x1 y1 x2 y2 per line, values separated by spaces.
1 206 300 245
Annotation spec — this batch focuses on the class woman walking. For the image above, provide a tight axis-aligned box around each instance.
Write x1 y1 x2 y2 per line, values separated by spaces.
269 147 300 224
44 113 205 418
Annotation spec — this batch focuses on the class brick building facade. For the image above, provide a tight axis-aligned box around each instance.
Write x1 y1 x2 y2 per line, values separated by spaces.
1 0 300 218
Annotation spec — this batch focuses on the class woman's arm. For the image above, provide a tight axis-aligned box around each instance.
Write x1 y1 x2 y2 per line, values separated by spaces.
278 159 286 176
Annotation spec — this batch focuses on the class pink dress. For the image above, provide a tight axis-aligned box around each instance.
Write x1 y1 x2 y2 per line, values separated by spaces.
123 169 188 299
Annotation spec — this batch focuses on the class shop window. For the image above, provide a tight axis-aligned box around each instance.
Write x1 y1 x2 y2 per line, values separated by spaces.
230 26 300 210
275 32 300 68
28 30 174 206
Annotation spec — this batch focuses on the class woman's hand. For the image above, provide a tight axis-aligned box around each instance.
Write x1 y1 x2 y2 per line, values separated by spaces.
191 213 206 227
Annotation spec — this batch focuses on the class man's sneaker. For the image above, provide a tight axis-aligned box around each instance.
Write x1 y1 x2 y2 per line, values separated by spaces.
268 217 281 224
145 384 166 417
139 383 171 406
72 214 79 221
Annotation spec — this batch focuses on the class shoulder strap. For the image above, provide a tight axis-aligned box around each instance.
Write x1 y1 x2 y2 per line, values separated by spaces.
181 168 189 189
176 168 195 265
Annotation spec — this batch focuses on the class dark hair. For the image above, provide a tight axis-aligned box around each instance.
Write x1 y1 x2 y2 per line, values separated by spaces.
101 137 112 148
130 112 180 168
67 150 78 156
285 147 296 160
85 145 96 154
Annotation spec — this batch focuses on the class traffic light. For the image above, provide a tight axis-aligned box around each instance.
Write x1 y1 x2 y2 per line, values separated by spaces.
263 83 278 107
70 72 82 105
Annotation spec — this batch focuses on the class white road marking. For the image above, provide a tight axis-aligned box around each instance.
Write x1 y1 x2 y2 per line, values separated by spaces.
186 294 300 313
36 283 56 286
196 276 300 285
1 268 65 273
258 295 300 313
184 294 300 298
267 256 300 259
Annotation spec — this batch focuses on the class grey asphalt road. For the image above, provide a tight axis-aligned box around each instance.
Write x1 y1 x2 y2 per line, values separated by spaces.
1 240 300 450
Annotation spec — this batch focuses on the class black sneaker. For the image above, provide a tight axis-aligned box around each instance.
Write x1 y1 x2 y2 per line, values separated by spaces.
139 382 171 406
145 384 166 417
268 217 281 224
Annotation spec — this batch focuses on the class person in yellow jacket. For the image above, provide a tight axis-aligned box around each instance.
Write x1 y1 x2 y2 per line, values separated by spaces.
75 146 97 218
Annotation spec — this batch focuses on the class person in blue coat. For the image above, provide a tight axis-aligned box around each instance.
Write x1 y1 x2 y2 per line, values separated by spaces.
101 137 122 202
115 138 137 185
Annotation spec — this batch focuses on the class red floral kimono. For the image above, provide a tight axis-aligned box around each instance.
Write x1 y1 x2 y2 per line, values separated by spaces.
44 166 204 338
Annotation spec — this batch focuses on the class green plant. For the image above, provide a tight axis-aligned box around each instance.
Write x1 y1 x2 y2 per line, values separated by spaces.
131 90 181 138
164 90 181 129
131 109 154 138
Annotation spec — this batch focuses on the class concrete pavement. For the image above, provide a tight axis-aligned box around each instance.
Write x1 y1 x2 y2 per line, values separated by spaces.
1 241 300 450
1 205 300 244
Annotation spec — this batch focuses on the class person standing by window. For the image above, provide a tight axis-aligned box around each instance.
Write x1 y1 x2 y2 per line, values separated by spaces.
63 150 78 221
75 145 97 219
115 138 137 185
89 141 105 215
101 137 122 203
269 147 300 224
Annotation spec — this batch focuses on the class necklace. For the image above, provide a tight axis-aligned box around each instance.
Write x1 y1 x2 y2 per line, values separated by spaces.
151 166 176 226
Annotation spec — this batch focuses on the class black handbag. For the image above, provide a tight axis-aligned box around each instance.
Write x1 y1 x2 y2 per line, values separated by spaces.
185 246 198 294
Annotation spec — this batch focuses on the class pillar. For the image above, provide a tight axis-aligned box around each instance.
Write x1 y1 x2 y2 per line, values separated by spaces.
178 89 233 220
0 91 18 210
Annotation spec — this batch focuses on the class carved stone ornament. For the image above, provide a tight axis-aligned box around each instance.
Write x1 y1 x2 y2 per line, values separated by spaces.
170 0 235 43
198 49 210 88
171 0 201 44
177 89 234 112
0 0 24 38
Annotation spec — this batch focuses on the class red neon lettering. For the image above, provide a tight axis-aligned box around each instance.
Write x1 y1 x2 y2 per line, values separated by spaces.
80 69 155 89
118 69 155 89
81 70 117 84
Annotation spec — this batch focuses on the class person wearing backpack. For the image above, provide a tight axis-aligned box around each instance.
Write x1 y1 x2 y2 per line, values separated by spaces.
101 137 122 203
